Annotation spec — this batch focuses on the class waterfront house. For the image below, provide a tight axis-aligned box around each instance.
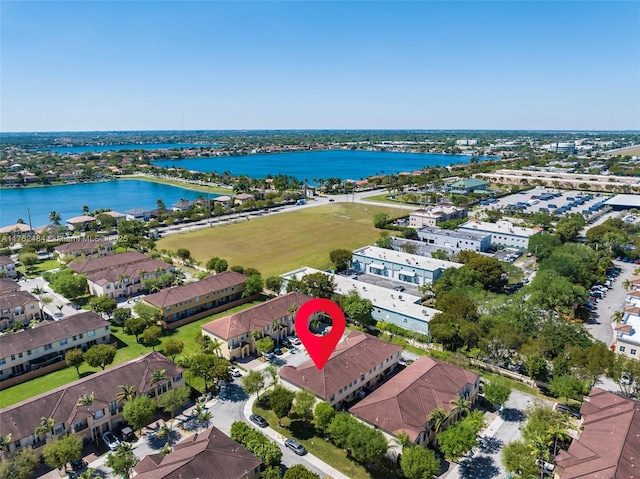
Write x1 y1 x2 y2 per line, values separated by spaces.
409 204 468 228
234 193 255 205
0 223 34 237
0 351 184 457
349 356 479 456
144 272 249 327
555 387 639 478
0 290 40 332
125 207 153 221
101 210 127 223
66 215 97 232
201 292 312 360
0 255 18 279
0 311 111 384
133 426 262 479
279 330 403 409
213 195 233 207
54 240 114 263
171 199 194 211
281 267 439 335
351 245 462 286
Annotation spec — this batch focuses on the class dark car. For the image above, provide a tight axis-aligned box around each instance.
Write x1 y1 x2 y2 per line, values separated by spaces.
281 339 292 348
69 458 87 472
285 438 307 455
250 414 268 428
556 404 581 419
273 347 283 356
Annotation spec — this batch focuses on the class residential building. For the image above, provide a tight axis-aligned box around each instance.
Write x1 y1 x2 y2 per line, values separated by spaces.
144 272 248 326
349 356 479 451
201 292 312 360
101 210 127 223
234 193 255 205
68 251 154 275
281 267 439 334
0 351 184 457
0 223 33 237
86 258 174 298
66 215 97 231
417 226 492 253
613 307 640 360
279 330 403 409
555 387 639 478
444 178 489 195
0 311 111 382
351 245 462 285
54 240 114 263
459 219 541 249
125 208 153 221
0 277 19 295
0 290 40 331
213 195 233 206
171 200 193 211
0 255 17 279
409 204 468 228
133 426 262 479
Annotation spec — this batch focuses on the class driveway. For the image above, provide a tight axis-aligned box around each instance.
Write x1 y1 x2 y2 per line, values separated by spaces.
443 390 554 479
19 276 81 320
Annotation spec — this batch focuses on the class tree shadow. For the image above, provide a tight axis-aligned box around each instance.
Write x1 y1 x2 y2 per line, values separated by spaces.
219 382 248 403
288 420 316 441
145 429 182 450
479 436 503 454
499 407 526 422
459 455 500 479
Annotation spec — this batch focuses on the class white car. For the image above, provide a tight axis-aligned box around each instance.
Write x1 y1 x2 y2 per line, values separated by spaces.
102 431 120 451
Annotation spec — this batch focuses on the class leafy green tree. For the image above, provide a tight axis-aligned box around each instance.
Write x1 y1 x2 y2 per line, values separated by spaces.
256 337 275 357
483 382 511 411
133 302 163 325
437 419 479 462
175 248 191 262
298 272 336 299
84 344 116 370
555 213 586 243
189 353 230 391
329 249 353 272
43 434 82 470
206 257 221 271
0 447 39 479
293 389 316 423
528 233 562 261
283 464 321 479
501 440 539 478
65 348 85 376
251 440 282 467
400 445 440 479
244 274 264 297
123 395 156 434
19 252 38 275
213 258 228 273
241 370 265 399
142 325 163 350
50 269 88 299
125 316 148 342
373 212 390 228
112 307 132 326
524 354 548 381
327 412 357 449
270 386 295 426
105 443 138 479
570 342 614 388
89 296 118 319
162 338 184 360
156 385 191 418
608 353 640 397
375 231 393 249
549 375 584 404
347 425 389 464
431 249 449 260
265 275 284 293
314 402 335 433
339 289 373 325
262 466 283 479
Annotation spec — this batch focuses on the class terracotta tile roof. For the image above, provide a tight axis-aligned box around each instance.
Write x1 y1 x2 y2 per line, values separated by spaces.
0 352 183 442
133 426 262 479
87 259 173 285
144 272 247 309
0 312 110 357
279 330 403 401
202 292 312 340
349 356 479 441
0 224 33 234
0 278 19 294
556 387 640 478
0 290 38 310
66 216 96 223
68 251 150 274
54 240 112 254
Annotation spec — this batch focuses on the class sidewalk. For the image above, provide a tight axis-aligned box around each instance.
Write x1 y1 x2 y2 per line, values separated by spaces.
243 394 350 479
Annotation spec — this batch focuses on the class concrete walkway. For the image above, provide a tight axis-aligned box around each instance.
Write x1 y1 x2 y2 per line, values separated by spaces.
243 393 350 479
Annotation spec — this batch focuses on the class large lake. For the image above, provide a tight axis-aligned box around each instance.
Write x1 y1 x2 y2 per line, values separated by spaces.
153 150 496 180
0 180 212 228
42 143 218 154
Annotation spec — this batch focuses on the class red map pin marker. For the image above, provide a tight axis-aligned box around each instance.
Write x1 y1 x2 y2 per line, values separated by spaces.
295 298 346 370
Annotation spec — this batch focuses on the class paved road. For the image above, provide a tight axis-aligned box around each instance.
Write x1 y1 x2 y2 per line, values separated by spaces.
443 390 555 479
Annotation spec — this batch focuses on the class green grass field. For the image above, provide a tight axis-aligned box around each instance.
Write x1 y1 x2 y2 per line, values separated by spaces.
157 203 403 278
119 175 232 195
0 301 262 407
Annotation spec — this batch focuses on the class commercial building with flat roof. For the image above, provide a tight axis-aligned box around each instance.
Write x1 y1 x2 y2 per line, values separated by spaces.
613 307 640 360
351 245 462 286
459 219 541 249
409 204 468 228
281 267 439 334
417 226 492 253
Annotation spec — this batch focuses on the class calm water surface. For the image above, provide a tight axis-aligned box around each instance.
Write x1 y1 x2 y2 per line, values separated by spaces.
0 180 212 227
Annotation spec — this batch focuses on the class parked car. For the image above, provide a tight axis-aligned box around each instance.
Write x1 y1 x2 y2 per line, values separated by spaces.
102 431 121 451
249 414 268 428
393 285 405 292
273 347 283 356
285 439 307 455
281 338 291 348
555 403 581 419
230 367 242 378
69 458 87 472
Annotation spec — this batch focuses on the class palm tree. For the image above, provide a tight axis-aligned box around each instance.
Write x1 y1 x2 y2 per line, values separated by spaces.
150 369 168 386
77 392 95 407
428 407 449 434
78 469 97 479
622 279 632 291
611 310 624 323
156 422 175 450
546 423 571 457
116 385 137 403
0 433 11 460
49 211 62 225
449 397 471 419
82 205 90 215
34 417 55 437
209 337 223 357
265 363 279 386
526 433 552 479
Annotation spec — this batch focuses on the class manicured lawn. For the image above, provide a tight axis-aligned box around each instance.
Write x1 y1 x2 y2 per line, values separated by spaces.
157 203 404 278
120 175 232 195
0 300 263 407
19 258 60 278
252 397 373 479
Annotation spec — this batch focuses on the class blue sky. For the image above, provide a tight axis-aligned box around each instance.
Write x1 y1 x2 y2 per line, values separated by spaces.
2 1 639 131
